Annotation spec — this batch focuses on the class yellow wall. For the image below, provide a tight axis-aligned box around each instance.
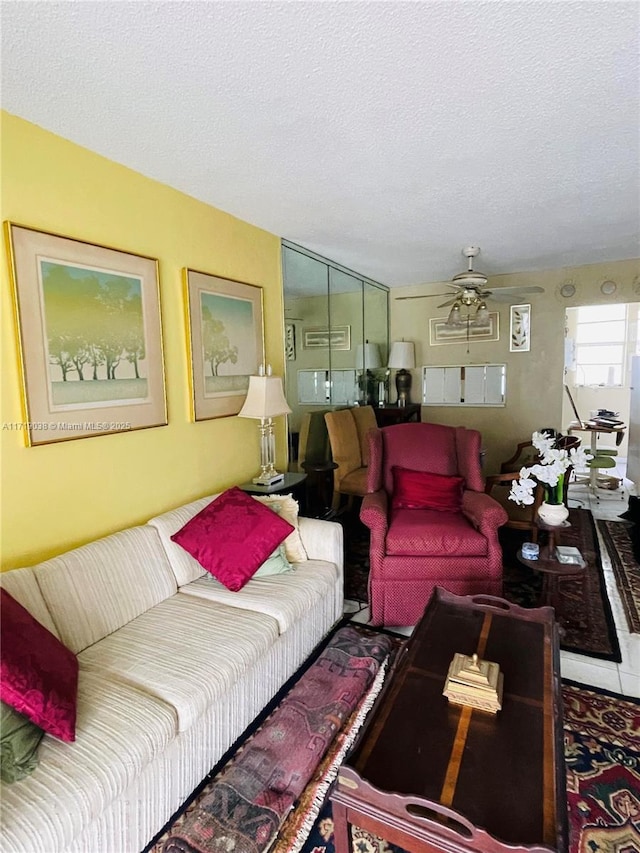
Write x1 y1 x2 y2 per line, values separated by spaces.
1 112 285 570
391 260 640 474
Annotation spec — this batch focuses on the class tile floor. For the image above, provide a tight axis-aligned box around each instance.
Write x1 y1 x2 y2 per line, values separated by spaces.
345 458 640 698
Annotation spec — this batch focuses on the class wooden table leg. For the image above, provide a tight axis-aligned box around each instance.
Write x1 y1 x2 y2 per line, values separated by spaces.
332 802 351 853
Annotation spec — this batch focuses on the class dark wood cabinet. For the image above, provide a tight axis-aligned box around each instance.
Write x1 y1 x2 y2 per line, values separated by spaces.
374 403 421 427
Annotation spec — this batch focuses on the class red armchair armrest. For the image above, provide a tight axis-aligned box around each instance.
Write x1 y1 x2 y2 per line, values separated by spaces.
360 490 389 534
462 490 509 535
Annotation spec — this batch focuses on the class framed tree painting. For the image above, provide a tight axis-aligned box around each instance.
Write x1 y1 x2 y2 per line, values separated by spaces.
5 223 167 446
184 269 264 420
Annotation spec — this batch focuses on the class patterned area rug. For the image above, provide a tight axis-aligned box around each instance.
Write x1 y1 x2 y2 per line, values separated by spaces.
501 508 621 662
597 520 640 633
147 623 402 853
342 505 621 662
286 681 640 853
149 624 640 853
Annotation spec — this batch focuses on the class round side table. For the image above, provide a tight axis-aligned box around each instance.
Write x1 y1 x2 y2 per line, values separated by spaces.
301 460 338 518
517 545 588 633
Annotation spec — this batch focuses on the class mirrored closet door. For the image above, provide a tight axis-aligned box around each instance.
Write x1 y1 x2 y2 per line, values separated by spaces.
282 241 389 467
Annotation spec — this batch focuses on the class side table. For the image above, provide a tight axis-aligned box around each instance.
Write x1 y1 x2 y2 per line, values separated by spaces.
301 460 338 518
517 545 587 631
237 472 307 509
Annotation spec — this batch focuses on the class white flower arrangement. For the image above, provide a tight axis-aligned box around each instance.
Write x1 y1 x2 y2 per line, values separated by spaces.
509 431 592 506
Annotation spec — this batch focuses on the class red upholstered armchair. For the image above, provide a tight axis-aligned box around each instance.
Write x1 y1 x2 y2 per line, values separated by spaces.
360 423 508 626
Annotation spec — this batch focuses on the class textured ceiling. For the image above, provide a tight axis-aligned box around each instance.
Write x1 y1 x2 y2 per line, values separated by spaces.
2 1 639 287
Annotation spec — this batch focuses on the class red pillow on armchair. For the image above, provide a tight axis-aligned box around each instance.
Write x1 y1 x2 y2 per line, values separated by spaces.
391 466 464 512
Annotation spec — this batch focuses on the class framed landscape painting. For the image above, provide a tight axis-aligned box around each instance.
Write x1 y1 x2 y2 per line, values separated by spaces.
5 223 167 446
184 269 264 420
429 312 499 346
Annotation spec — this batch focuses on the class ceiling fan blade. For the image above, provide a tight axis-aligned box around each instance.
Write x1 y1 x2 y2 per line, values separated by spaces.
490 285 546 295
488 292 527 303
483 285 546 303
395 292 456 301
437 298 458 308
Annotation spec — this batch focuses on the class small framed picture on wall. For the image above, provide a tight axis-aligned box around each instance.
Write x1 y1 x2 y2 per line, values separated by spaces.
510 304 531 352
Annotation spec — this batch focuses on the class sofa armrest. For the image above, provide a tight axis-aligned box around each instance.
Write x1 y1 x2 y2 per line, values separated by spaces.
462 490 509 534
298 517 343 573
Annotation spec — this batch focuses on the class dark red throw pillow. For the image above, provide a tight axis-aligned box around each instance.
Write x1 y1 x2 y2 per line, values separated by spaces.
391 466 465 512
171 487 295 591
0 588 79 742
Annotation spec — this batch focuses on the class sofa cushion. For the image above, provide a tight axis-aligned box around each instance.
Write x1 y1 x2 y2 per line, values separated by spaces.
170 487 294 591
0 589 79 742
386 508 488 557
254 543 293 577
179 560 339 633
252 494 308 562
32 526 177 654
0 568 59 637
78 594 278 733
0 669 176 853
148 495 213 586
392 466 464 512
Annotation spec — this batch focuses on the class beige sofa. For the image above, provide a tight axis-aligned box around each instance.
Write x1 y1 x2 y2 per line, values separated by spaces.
0 493 344 853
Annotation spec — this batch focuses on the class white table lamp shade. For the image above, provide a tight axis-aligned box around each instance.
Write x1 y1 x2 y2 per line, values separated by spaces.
388 341 415 370
356 342 382 371
238 367 291 486
238 375 291 419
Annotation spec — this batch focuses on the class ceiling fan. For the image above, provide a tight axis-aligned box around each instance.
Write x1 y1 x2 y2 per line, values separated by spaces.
396 246 545 327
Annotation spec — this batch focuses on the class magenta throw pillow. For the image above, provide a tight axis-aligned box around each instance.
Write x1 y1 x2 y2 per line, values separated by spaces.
391 466 465 512
171 487 295 591
0 588 79 742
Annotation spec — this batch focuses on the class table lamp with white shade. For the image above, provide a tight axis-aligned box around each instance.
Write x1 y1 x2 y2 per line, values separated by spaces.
388 341 416 406
238 364 291 486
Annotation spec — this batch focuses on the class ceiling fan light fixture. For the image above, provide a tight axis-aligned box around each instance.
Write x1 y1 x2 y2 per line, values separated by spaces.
446 302 463 326
474 301 490 326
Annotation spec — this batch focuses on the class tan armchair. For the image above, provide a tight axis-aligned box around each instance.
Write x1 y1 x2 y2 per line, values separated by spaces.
324 406 378 510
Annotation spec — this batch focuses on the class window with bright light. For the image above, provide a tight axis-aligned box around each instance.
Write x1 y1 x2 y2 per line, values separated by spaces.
574 304 627 386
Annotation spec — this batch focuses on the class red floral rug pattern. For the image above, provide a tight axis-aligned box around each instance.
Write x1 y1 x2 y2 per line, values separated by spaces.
563 682 640 853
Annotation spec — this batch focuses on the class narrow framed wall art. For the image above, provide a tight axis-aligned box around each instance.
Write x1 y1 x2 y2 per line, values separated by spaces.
184 269 265 420
510 304 531 352
5 222 167 446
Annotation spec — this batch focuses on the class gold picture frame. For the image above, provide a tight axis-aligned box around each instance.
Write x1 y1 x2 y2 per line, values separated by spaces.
184 269 265 420
429 313 499 346
5 222 167 446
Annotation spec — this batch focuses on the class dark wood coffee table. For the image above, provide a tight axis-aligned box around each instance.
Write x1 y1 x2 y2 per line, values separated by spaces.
330 587 567 853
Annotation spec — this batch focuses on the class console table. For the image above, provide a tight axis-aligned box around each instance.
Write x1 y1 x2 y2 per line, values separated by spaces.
331 587 567 853
374 403 421 427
